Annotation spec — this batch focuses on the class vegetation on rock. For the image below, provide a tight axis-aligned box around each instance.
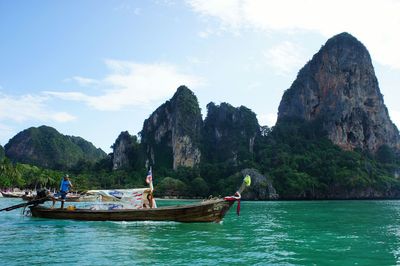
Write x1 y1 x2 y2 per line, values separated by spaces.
4 126 106 170
202 102 259 164
0 145 4 160
256 118 400 199
111 131 143 171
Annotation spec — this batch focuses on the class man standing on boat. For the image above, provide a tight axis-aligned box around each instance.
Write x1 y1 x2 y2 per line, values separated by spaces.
52 174 73 209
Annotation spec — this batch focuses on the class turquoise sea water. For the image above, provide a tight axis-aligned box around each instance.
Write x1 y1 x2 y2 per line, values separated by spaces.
1 198 400 265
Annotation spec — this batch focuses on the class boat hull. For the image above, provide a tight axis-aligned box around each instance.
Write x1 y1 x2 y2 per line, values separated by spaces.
1 192 24 198
29 199 235 223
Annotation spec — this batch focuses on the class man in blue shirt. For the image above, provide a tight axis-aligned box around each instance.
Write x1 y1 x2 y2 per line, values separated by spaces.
52 174 73 209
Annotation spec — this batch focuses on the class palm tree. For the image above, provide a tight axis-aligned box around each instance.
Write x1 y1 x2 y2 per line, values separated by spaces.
0 158 24 188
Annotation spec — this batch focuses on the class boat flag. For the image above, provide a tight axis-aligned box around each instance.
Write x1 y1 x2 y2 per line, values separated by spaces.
146 168 153 184
244 175 251 187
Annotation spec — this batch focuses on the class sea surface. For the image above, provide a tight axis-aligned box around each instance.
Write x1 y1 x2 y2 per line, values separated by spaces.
1 198 400 266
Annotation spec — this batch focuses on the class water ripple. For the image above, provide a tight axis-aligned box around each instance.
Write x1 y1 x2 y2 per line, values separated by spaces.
1 199 400 265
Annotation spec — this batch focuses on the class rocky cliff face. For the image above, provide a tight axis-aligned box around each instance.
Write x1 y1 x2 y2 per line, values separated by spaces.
141 86 202 170
278 32 400 153
203 102 260 163
240 168 278 200
5 125 106 169
112 131 138 170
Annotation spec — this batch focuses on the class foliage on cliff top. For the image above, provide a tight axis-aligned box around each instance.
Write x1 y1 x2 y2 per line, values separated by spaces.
202 102 260 163
256 118 400 199
173 85 202 141
141 86 202 143
111 131 144 170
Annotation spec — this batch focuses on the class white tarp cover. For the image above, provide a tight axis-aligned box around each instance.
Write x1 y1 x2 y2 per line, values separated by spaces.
86 188 156 210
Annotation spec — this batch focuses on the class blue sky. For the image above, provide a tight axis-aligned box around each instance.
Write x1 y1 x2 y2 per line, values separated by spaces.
1 0 400 153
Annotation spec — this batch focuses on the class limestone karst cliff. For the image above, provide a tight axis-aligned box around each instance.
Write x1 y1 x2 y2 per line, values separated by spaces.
202 102 260 164
277 32 400 153
103 87 262 173
111 131 142 170
141 86 202 170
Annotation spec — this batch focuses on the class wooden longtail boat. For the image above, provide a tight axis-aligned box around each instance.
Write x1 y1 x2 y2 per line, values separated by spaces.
0 191 25 198
29 198 235 223
1 173 251 223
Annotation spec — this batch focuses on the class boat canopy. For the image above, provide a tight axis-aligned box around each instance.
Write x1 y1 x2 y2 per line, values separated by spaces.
85 188 156 210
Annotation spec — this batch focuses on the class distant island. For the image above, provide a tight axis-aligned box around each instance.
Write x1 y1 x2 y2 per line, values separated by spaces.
1 32 399 200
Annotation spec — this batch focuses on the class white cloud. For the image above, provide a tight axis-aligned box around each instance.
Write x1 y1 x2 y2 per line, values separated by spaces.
52 112 76 122
186 56 209 65
263 41 306 76
47 60 204 111
257 113 277 127
189 0 243 27
245 82 261 92
46 91 88 101
71 76 100 87
187 0 400 70
0 123 15 145
0 93 76 123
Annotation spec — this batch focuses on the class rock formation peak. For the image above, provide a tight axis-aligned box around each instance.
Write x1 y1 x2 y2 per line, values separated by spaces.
277 32 400 152
141 86 202 169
